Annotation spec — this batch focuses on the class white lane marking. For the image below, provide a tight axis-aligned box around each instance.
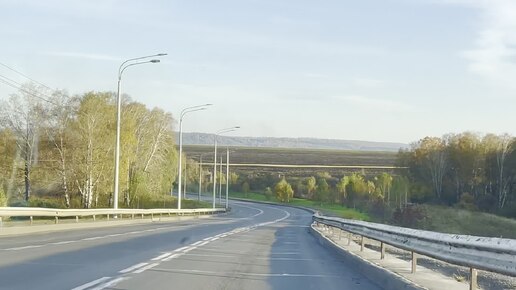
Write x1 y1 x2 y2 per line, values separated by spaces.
132 262 159 274
151 252 172 261
106 233 124 237
191 240 203 246
71 276 111 290
162 253 183 261
233 203 265 218
174 246 189 252
82 237 103 241
182 247 195 253
51 240 77 245
198 241 209 247
90 277 128 290
119 262 148 273
183 253 238 258
155 268 339 278
4 245 43 251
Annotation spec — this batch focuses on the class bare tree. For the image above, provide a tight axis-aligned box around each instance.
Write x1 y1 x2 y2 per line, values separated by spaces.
0 84 45 201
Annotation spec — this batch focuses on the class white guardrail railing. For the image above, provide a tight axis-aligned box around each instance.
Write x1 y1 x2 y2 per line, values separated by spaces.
313 213 516 290
0 207 226 225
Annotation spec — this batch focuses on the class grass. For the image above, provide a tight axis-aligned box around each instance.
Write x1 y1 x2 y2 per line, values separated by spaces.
229 191 370 220
230 192 516 239
419 204 516 239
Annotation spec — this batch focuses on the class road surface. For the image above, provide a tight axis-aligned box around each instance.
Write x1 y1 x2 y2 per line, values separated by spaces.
0 200 381 290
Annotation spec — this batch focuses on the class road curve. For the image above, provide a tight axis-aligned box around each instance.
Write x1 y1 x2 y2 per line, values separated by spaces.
0 200 381 290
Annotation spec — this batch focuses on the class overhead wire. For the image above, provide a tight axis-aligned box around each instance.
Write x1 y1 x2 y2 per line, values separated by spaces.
0 74 57 105
0 61 58 105
0 61 54 91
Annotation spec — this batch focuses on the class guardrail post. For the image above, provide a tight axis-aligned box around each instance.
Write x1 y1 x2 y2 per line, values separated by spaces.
411 252 417 273
107 214 110 221
93 215 96 221
55 216 59 224
141 213 144 219
347 232 352 246
131 214 134 219
380 242 386 260
0 216 3 227
470 268 477 290
75 216 79 223
30 216 33 225
360 236 365 251
151 213 154 220
338 229 342 240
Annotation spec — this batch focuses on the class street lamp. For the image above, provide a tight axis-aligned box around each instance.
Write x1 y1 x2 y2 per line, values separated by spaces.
113 53 166 211
213 126 239 208
176 104 212 209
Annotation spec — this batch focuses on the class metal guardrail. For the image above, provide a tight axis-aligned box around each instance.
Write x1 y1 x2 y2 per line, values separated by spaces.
0 207 226 225
313 213 516 290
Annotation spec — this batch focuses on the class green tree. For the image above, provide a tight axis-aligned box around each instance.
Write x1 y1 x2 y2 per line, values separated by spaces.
315 178 330 204
305 176 317 199
274 178 294 202
375 173 393 205
336 176 349 205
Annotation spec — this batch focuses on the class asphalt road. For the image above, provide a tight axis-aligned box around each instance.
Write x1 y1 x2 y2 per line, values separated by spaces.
0 200 381 290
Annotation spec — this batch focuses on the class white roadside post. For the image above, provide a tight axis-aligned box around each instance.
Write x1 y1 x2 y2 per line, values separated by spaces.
113 53 166 212
198 154 203 201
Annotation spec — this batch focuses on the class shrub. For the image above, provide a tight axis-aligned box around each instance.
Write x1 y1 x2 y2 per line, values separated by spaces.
392 204 427 228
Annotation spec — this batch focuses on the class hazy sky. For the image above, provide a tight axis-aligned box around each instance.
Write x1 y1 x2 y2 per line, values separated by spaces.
1 0 515 143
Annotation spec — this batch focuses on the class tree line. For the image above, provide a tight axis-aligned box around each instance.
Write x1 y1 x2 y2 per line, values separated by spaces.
0 84 178 208
397 132 516 216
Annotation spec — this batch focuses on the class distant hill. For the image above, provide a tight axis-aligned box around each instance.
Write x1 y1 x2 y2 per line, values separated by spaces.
179 132 407 152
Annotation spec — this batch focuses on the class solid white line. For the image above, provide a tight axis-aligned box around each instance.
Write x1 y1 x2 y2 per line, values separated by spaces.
151 252 172 261
118 262 148 273
70 276 111 290
82 236 103 241
182 247 195 253
162 253 182 261
174 246 189 252
191 241 203 246
51 240 77 245
89 277 127 290
132 262 159 274
198 241 209 247
4 245 43 250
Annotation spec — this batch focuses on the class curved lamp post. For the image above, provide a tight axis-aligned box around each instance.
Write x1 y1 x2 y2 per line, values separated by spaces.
212 126 239 208
176 104 212 209
113 53 166 211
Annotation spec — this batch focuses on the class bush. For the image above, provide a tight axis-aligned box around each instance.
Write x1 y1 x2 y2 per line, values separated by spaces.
264 187 273 200
28 197 65 209
392 204 427 228
457 192 477 211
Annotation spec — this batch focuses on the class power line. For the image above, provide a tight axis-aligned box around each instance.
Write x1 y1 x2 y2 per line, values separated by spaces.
0 61 54 91
0 76 57 105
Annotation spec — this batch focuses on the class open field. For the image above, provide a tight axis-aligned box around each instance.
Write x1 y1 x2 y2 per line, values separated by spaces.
183 145 400 177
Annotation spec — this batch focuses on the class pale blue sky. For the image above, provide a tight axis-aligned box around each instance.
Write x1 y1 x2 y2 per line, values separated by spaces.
1 0 515 143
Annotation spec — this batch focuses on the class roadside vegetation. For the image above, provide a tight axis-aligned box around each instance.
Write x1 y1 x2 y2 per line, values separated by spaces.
2 85 516 239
